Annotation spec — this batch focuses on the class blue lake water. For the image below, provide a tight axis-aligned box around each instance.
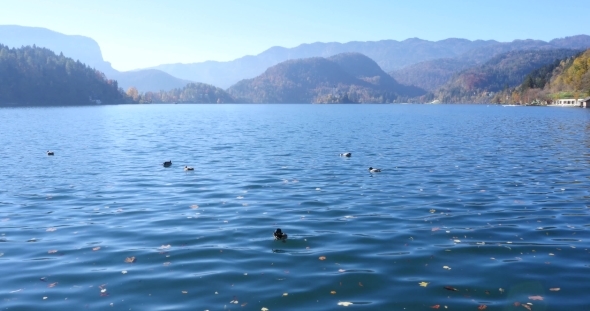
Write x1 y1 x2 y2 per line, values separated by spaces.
0 104 589 310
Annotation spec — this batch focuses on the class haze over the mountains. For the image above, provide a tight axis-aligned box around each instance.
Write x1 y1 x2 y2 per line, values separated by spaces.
1 24 590 105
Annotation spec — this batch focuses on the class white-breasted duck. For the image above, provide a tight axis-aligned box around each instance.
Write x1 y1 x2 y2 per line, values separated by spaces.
274 228 288 241
163 160 172 167
184 166 194 171
368 167 381 173
340 152 352 157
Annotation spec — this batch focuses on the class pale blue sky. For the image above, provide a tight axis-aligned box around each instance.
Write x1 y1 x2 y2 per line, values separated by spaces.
0 0 587 71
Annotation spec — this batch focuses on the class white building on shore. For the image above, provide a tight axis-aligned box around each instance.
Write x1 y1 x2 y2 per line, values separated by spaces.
552 97 590 107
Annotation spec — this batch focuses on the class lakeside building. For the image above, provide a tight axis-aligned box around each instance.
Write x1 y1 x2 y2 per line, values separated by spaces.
553 97 590 107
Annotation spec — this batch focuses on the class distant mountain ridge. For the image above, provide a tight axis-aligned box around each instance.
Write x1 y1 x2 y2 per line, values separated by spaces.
228 53 425 103
153 35 590 89
391 36 590 92
0 25 191 92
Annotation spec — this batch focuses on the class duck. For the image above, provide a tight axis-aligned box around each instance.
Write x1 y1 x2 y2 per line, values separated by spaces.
340 152 352 157
47 151 54 156
163 160 172 167
273 228 288 241
368 167 381 173
184 166 194 171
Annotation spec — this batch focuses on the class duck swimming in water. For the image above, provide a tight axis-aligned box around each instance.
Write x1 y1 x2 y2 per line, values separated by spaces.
47 151 54 156
184 166 194 171
368 167 381 173
340 152 352 157
163 160 172 167
274 228 288 241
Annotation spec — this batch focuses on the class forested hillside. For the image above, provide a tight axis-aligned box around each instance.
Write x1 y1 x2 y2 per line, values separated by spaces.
227 53 425 103
0 44 127 106
491 49 590 104
130 82 235 103
432 49 581 103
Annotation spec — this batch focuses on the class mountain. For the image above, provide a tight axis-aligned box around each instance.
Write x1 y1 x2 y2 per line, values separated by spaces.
0 25 191 92
152 35 590 89
227 53 425 103
433 49 582 103
490 49 590 104
0 44 127 106
390 36 590 92
110 70 192 93
390 58 477 92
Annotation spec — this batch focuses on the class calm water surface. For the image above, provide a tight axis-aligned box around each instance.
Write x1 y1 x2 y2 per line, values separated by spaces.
0 104 589 311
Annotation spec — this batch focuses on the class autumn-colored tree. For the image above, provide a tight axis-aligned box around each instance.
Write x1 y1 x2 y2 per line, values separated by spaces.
126 87 139 101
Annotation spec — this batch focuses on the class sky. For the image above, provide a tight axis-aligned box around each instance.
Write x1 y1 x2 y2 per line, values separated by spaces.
0 0 588 71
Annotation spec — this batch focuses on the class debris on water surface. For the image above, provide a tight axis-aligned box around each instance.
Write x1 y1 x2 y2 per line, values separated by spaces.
549 288 560 291
529 295 543 300
124 257 136 263
444 286 458 291
331 291 337 294
419 282 429 287
319 256 326 260
443 266 451 270
48 250 58 254
337 301 353 306
92 247 101 251
46 228 57 232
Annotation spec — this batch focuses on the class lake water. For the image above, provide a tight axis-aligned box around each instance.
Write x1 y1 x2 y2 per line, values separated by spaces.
0 104 589 311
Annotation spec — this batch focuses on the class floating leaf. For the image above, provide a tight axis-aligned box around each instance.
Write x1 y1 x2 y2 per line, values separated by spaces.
330 291 337 294
431 305 440 309
444 286 458 291
261 308 269 311
429 209 436 213
241 302 248 306
48 250 58 254
92 247 101 251
124 256 136 263
523 304 531 310
432 227 440 232
337 302 353 306
513 302 521 306
319 256 326 260
282 293 288 296
190 205 199 209
419 282 429 287
549 288 560 291
48 282 58 288
529 295 543 300
478 305 487 310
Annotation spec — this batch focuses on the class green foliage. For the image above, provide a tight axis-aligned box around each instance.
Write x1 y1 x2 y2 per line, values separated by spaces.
139 82 235 103
0 44 126 106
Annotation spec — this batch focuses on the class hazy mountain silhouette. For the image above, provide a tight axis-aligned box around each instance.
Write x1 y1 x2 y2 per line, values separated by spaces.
153 35 590 89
